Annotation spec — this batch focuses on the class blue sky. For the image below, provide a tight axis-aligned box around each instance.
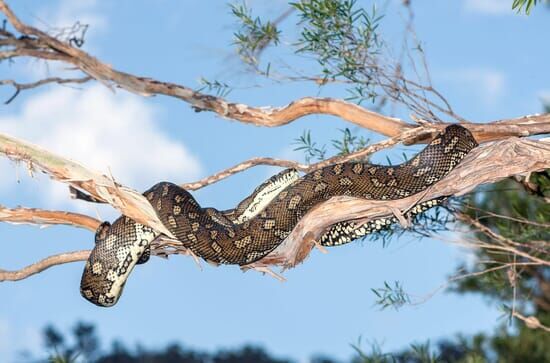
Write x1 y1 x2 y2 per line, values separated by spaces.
0 1 549 362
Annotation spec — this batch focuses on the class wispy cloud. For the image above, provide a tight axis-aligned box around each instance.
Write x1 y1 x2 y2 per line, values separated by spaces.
438 67 506 107
464 0 513 15
36 0 107 31
0 85 202 209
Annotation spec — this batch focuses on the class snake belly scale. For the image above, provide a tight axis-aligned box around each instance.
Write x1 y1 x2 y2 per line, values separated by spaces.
81 124 478 306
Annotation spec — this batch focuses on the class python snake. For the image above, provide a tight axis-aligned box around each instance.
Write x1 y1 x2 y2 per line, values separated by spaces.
81 124 477 306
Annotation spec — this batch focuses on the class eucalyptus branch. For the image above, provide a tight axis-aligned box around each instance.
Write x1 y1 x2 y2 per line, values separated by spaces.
1 0 549 143
0 76 92 104
245 138 550 269
0 250 90 282
0 132 174 238
0 205 100 231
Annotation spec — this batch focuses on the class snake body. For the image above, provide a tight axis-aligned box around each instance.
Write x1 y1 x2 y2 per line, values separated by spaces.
81 124 477 306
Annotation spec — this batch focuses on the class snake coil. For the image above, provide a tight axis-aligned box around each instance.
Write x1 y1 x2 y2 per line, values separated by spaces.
81 124 477 306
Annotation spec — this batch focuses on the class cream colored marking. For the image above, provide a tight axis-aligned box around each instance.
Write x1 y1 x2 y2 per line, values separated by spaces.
352 163 363 174
386 168 394 176
312 170 323 181
210 230 218 239
444 136 459 153
235 235 253 249
371 178 383 187
234 169 299 224
287 195 302 210
413 166 431 177
156 199 162 211
263 219 276 230
104 234 117 252
332 164 343 175
246 251 265 263
339 177 353 186
92 262 103 275
211 242 222 253
191 222 200 232
107 270 117 282
314 182 328 193
167 215 178 228
187 233 198 243
174 194 184 203
173 205 182 216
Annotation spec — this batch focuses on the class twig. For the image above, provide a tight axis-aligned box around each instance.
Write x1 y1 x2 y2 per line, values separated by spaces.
0 76 92 104
0 250 90 281
0 205 100 231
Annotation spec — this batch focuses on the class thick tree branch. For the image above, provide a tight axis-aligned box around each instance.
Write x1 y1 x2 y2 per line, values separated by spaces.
2 138 549 280
1 0 550 144
245 138 550 269
0 132 174 238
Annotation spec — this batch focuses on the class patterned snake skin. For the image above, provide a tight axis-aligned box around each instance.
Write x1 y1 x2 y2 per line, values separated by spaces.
81 125 478 306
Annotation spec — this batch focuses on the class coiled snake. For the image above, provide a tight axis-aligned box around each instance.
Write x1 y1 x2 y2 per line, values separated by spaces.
81 125 477 307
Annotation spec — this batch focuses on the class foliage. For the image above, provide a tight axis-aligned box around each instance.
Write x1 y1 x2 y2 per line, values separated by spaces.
31 320 546 363
293 127 369 163
450 171 550 362
37 322 293 363
512 0 540 14
370 281 411 310
230 2 281 66
291 0 383 103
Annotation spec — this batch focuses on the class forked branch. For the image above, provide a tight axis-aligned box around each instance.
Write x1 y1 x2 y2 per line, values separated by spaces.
1 0 550 143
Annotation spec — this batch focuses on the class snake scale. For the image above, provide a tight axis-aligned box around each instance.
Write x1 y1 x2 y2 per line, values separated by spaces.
81 124 477 306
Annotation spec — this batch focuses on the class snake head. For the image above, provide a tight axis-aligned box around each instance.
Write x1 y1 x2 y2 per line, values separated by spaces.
81 218 157 307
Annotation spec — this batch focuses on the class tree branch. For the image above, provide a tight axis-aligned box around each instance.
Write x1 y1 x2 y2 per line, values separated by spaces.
245 138 550 269
0 205 100 231
0 250 90 281
0 76 92 104
1 0 549 144
0 132 174 238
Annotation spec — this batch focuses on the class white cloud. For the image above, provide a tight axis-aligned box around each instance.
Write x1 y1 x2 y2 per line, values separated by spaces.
438 68 506 106
464 0 513 15
0 85 202 209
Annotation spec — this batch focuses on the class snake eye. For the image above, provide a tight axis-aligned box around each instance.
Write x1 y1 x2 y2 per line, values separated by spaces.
95 222 112 244
136 246 151 265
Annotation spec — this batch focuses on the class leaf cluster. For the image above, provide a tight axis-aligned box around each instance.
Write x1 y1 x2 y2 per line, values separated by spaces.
230 2 281 66
291 0 383 103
